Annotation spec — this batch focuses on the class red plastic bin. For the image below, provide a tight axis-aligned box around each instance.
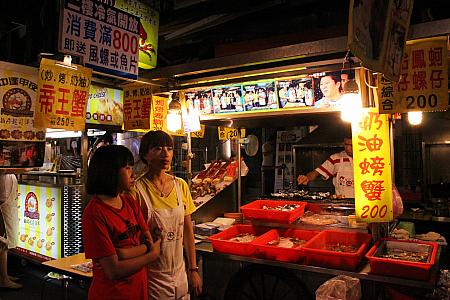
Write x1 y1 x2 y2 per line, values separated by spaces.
208 224 270 256
253 229 319 262
302 230 372 271
365 238 438 281
241 200 307 223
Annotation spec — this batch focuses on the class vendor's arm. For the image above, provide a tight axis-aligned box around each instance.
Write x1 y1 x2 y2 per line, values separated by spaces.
297 170 320 185
183 214 202 296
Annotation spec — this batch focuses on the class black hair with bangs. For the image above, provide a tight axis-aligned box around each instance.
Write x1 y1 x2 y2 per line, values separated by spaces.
87 145 134 197
139 130 174 165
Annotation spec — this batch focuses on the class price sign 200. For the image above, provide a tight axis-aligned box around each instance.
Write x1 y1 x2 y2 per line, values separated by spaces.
405 94 438 109
360 204 388 219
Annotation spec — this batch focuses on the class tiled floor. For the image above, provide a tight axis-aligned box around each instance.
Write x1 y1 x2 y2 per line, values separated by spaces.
0 254 88 300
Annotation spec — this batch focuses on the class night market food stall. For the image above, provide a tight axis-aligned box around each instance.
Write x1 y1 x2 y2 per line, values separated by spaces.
135 18 450 300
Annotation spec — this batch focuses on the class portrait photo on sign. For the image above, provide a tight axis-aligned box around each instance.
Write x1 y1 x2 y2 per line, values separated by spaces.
313 72 344 109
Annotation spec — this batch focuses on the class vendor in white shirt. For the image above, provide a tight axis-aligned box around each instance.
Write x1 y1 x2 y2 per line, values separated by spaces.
297 137 354 198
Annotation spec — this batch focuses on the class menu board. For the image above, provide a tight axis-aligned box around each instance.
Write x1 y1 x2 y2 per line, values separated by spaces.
0 61 46 143
188 70 356 117
243 81 277 111
86 84 124 126
123 84 151 130
35 58 92 131
276 78 314 108
16 184 62 260
378 36 448 114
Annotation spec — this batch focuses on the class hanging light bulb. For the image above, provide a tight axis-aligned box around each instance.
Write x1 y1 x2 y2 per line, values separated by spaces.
340 79 362 123
167 92 182 132
408 111 422 125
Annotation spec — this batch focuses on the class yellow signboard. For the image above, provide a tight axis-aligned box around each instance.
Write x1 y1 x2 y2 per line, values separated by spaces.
86 85 123 126
191 125 205 138
17 184 62 259
352 108 393 222
218 127 246 141
378 36 448 114
0 61 46 142
115 0 159 69
150 95 167 131
35 58 92 131
123 85 151 131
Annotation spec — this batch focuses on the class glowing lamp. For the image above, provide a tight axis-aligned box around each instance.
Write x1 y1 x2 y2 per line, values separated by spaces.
408 111 422 125
340 80 362 123
167 93 182 132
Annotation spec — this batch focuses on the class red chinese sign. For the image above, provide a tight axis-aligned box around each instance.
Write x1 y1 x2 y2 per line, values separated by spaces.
379 36 448 114
123 85 151 130
35 58 92 131
352 108 393 222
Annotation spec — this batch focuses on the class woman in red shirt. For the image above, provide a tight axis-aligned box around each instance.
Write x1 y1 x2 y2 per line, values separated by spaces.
82 145 161 300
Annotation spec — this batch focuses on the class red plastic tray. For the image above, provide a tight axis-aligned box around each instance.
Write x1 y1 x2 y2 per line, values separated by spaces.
365 238 438 281
302 230 372 271
253 229 319 262
208 224 270 256
241 200 307 223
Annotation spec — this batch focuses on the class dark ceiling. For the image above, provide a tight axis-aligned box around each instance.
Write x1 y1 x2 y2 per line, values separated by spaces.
0 0 449 70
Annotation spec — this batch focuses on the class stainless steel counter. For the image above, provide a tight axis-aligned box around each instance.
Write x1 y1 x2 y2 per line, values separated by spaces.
196 241 440 290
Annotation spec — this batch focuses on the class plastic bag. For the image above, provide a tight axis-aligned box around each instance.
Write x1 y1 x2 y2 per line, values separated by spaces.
392 184 404 218
316 275 361 300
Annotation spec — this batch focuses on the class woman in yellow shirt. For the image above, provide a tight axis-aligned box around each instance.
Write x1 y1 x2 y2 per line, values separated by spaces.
130 130 202 300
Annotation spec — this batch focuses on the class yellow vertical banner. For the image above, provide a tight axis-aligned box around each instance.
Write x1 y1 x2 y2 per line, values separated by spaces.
35 58 92 131
150 95 185 136
123 85 152 131
378 36 448 114
150 95 167 131
352 108 393 222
